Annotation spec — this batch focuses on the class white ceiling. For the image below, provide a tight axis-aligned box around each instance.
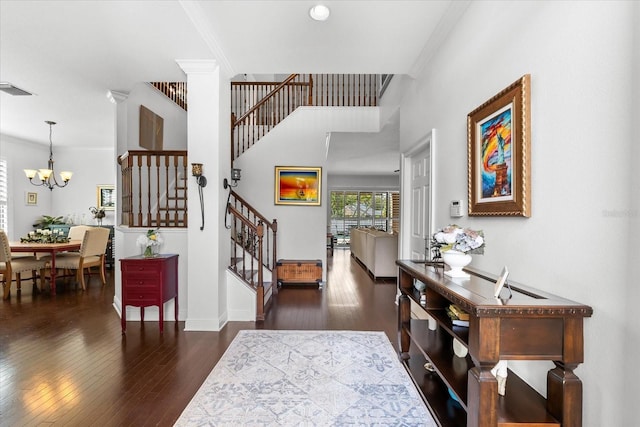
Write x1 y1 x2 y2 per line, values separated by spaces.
0 0 464 174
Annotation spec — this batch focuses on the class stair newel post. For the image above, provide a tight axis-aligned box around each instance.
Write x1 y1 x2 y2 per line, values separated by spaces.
155 154 162 227
271 219 278 287
256 221 265 321
230 112 236 163
308 74 313 105
181 154 188 228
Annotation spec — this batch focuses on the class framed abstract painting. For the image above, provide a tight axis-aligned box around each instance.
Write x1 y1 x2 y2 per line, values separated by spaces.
468 74 531 217
97 184 115 211
274 166 322 206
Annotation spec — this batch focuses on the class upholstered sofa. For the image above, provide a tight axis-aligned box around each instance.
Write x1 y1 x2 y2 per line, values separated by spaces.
350 228 398 279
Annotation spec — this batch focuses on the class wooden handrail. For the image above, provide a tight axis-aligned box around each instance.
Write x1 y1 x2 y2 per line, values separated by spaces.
227 191 278 321
233 73 303 127
229 190 276 231
231 74 312 162
231 74 378 161
118 150 188 228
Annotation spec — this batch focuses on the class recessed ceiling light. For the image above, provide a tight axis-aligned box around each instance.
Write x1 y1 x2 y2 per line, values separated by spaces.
309 4 330 21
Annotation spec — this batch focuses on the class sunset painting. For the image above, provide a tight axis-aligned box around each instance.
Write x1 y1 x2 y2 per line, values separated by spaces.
275 167 322 206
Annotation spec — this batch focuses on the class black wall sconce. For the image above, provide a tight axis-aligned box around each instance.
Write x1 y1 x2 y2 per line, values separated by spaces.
223 168 241 229
191 163 207 230
223 168 241 189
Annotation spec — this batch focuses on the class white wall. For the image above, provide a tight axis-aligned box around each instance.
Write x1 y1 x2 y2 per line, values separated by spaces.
0 133 115 239
398 2 636 425
234 106 380 280
124 82 187 150
328 174 399 191
625 0 640 415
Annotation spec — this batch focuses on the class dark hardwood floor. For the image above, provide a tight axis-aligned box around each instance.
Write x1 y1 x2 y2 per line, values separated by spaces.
0 249 399 426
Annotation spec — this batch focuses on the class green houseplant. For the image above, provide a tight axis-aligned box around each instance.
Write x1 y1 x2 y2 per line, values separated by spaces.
32 215 66 230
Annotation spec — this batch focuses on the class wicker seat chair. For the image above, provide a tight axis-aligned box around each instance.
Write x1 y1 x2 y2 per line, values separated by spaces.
0 231 47 299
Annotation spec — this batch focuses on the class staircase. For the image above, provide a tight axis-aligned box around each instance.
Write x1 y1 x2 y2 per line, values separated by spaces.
226 190 278 321
118 74 380 321
231 73 379 161
149 82 187 111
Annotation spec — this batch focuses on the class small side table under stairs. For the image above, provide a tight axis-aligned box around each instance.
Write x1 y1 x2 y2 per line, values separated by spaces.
120 254 179 333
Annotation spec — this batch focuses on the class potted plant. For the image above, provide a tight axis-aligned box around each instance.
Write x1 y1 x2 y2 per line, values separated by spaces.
32 215 66 230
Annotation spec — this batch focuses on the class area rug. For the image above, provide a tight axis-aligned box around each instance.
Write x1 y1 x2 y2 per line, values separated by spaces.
174 330 436 426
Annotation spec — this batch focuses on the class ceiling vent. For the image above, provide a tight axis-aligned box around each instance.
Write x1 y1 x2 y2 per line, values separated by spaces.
0 82 34 96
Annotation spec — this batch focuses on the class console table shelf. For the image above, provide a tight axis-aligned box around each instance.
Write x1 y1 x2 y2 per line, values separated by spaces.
396 260 593 427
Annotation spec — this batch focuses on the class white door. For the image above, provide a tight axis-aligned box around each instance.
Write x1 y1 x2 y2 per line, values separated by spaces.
401 130 435 261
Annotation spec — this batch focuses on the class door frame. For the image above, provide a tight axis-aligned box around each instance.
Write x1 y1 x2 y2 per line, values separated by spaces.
399 129 436 260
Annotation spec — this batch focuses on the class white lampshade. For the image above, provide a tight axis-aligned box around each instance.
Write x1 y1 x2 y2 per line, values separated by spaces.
38 169 53 180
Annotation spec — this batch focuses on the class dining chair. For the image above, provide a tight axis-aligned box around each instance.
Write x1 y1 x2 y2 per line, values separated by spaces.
0 231 48 299
51 227 110 290
68 225 92 241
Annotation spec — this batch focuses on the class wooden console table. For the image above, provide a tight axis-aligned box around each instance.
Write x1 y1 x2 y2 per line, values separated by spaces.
120 254 178 333
396 260 593 427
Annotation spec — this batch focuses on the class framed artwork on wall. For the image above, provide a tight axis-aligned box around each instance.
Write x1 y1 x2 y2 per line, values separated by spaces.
25 192 38 206
97 185 115 211
274 166 322 206
139 105 164 150
468 74 531 217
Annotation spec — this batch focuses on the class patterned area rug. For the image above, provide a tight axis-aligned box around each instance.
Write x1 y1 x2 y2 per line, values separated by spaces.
174 330 436 426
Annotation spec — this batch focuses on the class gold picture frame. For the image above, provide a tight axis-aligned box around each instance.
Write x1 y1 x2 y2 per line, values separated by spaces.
274 166 322 206
468 74 531 217
25 192 38 206
97 185 115 210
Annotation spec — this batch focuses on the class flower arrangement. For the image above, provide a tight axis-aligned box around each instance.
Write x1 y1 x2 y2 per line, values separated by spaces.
21 228 69 243
89 206 106 225
136 228 163 257
432 224 485 257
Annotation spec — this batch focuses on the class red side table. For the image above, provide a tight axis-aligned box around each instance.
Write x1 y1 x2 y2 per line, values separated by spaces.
120 254 178 333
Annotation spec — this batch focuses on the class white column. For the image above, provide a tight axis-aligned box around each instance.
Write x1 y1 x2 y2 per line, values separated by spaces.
178 59 231 331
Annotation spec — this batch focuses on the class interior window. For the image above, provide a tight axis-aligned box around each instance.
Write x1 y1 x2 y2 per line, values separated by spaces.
330 190 399 247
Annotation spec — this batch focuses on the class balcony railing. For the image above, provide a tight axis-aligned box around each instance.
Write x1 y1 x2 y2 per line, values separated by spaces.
231 74 379 161
118 150 188 228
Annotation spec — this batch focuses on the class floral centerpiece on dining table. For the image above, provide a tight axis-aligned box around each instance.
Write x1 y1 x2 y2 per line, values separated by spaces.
20 228 70 244
136 228 163 257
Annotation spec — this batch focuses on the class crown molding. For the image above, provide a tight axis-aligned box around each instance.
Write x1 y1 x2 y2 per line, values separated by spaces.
409 0 471 78
178 0 234 77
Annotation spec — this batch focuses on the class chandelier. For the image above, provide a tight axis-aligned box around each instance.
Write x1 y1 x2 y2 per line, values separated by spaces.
24 121 73 190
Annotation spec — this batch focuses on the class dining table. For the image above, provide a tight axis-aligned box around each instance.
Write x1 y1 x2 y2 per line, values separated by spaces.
10 240 82 295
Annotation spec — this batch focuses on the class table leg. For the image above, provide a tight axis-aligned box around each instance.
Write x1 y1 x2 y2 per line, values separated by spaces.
467 365 499 427
49 251 57 295
547 362 583 427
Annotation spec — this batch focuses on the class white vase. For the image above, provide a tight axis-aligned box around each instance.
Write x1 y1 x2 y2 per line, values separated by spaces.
442 250 472 278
